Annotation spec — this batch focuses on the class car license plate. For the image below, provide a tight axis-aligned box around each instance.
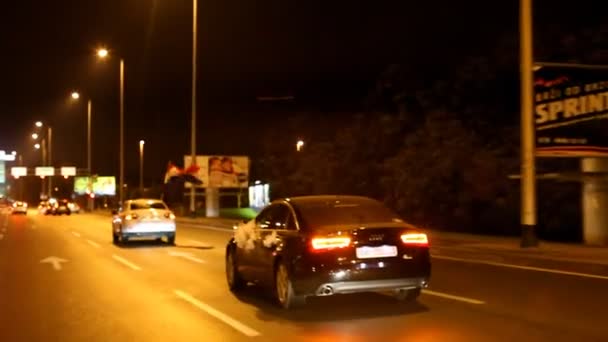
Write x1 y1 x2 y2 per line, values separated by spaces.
356 245 398 259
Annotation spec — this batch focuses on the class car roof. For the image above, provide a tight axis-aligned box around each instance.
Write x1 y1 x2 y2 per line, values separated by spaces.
278 195 382 206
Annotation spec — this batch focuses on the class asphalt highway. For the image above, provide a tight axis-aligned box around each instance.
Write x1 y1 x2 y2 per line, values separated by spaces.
1 211 607 341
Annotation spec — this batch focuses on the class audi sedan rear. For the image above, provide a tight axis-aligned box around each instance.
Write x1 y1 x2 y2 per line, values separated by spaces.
226 195 431 309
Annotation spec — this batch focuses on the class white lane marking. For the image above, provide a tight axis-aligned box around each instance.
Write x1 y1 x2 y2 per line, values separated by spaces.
432 254 608 281
435 245 608 267
72 231 81 238
168 251 206 264
174 290 261 337
112 255 142 271
422 289 485 305
86 239 101 248
40 256 68 271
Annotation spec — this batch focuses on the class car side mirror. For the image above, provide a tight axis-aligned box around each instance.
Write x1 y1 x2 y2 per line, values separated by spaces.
111 209 118 215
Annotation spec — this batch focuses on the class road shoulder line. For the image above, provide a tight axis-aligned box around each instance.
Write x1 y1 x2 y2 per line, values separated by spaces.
432 254 608 280
174 289 260 337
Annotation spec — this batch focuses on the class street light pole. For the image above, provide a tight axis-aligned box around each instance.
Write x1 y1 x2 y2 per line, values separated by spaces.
41 138 47 197
520 0 538 247
139 140 144 194
87 99 92 175
189 0 198 216
120 58 125 204
47 126 53 197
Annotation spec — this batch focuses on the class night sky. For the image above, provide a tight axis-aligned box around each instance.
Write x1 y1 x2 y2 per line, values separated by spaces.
0 0 601 185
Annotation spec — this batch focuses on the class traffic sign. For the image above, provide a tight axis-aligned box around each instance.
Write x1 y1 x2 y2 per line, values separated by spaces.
35 167 54 177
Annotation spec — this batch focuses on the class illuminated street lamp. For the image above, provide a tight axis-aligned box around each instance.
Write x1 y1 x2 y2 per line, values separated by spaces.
139 140 145 194
35 121 42 128
71 91 80 100
34 143 40 149
96 46 125 203
97 48 109 58
32 133 39 139
296 140 304 152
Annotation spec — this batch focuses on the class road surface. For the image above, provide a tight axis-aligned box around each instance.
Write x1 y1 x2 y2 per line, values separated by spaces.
1 211 607 341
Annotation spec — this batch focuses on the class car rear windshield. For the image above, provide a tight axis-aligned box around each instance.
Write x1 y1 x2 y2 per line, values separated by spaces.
130 202 166 210
296 199 401 229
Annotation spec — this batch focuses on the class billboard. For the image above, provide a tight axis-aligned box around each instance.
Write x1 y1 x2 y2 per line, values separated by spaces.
183 156 249 188
73 176 116 196
535 65 608 157
93 177 116 195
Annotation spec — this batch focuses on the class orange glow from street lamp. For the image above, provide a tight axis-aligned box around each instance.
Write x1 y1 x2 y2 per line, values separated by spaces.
97 48 109 58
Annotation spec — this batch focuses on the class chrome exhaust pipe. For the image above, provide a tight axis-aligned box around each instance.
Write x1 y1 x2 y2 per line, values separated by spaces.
319 285 334 296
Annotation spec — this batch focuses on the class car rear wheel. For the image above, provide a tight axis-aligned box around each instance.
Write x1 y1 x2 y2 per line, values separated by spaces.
112 233 119 244
275 262 305 309
167 234 175 245
395 288 421 302
226 250 245 292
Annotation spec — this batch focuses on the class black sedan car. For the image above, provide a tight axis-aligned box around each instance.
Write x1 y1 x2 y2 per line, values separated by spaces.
49 199 71 216
225 195 431 309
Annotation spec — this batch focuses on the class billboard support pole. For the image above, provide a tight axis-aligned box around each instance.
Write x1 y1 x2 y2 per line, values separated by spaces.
581 158 608 245
520 0 539 247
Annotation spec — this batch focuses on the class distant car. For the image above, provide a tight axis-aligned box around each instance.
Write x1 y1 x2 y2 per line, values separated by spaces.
11 201 28 214
112 198 176 245
38 201 50 215
68 202 80 214
50 199 71 216
225 195 431 309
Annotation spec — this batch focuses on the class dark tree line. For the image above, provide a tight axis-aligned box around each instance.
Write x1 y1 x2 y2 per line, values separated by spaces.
252 22 608 242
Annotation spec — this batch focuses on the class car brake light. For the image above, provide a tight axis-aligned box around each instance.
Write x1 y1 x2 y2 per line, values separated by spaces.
400 233 429 246
311 237 351 251
125 214 138 220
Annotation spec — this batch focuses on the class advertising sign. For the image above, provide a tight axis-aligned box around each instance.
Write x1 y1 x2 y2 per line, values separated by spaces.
183 155 249 188
535 65 608 157
0 151 15 161
11 166 27 178
35 167 54 177
73 176 116 196
74 177 90 195
92 176 116 196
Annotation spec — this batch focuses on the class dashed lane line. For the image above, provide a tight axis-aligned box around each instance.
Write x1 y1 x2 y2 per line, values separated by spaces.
112 255 142 271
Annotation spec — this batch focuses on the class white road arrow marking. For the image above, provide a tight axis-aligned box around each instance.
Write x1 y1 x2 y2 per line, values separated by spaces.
40 256 68 271
168 251 206 264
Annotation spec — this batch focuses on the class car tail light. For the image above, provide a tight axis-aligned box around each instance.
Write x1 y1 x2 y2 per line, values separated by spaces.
400 233 429 246
311 237 351 251
165 212 176 220
125 214 138 220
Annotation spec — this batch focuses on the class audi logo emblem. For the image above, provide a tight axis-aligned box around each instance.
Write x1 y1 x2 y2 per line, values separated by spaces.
369 234 383 241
